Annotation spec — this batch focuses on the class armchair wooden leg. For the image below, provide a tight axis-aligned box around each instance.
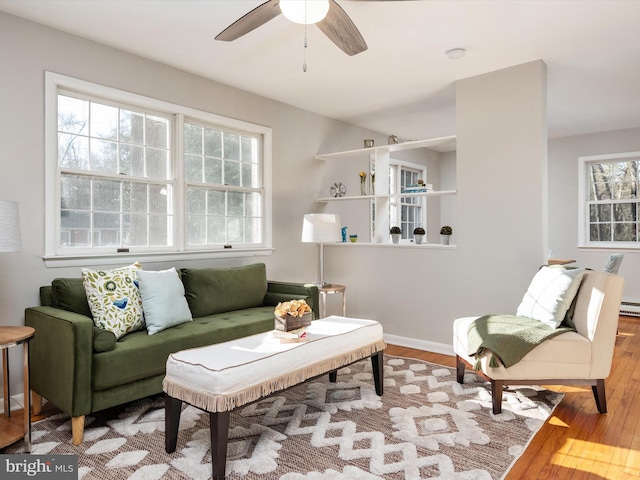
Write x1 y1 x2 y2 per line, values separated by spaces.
456 355 465 384
592 379 607 413
72 415 85 445
31 391 42 416
491 380 504 414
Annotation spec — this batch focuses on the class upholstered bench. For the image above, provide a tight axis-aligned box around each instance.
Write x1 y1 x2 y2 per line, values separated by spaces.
163 315 386 480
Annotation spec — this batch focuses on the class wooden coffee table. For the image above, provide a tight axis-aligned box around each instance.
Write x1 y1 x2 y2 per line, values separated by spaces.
163 315 385 480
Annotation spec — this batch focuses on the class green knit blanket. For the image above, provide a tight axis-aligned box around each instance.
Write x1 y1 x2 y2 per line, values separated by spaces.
467 314 575 370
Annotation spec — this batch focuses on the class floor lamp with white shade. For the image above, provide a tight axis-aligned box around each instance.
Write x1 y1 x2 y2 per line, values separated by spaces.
301 213 341 287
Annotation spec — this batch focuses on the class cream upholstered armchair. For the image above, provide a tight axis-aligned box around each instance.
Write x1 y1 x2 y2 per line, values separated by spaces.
453 269 624 414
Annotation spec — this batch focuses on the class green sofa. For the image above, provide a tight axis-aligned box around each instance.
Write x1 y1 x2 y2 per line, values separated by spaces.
25 263 318 445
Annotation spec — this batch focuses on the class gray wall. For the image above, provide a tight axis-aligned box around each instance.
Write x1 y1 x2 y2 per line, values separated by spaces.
548 127 640 302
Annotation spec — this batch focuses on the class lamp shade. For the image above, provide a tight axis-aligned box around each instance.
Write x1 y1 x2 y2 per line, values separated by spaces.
280 0 330 25
0 200 22 253
301 214 341 243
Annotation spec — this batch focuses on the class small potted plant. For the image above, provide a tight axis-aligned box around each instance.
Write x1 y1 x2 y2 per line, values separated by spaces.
440 225 453 245
413 227 426 244
390 226 402 244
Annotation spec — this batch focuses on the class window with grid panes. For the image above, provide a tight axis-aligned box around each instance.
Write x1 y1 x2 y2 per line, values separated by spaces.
389 161 426 241
580 151 640 247
49 73 270 259
183 121 262 247
57 93 173 250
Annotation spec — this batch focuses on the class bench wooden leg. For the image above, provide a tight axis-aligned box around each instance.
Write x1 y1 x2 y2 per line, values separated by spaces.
491 380 504 414
592 379 607 413
72 415 85 445
371 351 384 396
456 355 465 384
329 371 337 382
210 411 230 480
165 395 182 453
31 391 42 416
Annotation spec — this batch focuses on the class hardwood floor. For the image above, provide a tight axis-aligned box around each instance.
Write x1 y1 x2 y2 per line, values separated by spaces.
386 315 640 480
3 317 640 478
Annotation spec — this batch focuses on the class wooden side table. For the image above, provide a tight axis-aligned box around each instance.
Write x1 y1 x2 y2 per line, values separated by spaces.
319 284 346 318
0 326 35 452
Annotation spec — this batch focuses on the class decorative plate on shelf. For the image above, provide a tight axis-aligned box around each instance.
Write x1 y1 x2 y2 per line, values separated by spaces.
330 182 347 197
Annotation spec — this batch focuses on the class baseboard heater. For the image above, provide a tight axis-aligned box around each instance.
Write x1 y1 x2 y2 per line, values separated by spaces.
620 301 640 317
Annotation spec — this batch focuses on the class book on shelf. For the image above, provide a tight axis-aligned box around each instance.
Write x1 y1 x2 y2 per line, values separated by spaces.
404 184 433 193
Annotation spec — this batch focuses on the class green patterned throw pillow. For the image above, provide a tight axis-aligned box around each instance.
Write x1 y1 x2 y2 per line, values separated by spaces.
82 262 144 340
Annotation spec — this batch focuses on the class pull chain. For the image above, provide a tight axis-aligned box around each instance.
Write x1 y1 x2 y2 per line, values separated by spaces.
303 19 308 72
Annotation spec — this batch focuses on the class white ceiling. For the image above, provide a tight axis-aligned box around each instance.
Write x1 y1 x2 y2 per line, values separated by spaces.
1 0 640 141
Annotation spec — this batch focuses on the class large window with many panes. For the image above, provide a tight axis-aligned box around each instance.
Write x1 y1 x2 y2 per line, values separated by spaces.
46 73 270 260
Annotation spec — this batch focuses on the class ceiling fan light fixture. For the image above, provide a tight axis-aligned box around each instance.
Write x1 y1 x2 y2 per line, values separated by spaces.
280 0 330 25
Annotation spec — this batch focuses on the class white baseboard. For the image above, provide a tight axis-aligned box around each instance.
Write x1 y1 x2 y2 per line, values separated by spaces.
383 333 455 357
0 393 26 415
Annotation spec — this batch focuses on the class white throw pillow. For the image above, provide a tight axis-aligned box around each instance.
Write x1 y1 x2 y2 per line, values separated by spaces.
137 268 193 335
82 262 144 340
516 266 585 328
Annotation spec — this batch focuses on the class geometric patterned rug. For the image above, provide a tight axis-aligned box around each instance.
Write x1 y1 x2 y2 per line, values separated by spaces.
6 355 563 479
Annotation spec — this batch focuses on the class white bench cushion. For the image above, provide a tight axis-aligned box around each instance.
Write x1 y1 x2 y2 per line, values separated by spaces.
163 315 385 412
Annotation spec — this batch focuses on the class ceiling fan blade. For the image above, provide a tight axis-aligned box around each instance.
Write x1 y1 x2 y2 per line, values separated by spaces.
215 0 281 41
317 0 368 56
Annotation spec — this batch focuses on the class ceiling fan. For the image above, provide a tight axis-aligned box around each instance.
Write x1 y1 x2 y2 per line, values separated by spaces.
216 0 411 56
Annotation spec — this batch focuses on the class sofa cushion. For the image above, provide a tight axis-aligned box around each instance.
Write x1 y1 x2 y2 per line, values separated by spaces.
137 268 193 335
52 278 93 318
516 266 585 328
181 263 268 318
91 306 275 391
82 262 144 340
93 327 117 353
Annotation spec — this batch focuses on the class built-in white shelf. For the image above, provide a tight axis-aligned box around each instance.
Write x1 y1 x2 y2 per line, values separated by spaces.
315 135 457 161
326 242 457 249
316 135 457 244
316 190 457 203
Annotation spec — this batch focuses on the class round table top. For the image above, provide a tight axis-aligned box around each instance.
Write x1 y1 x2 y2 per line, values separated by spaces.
319 283 346 294
0 326 35 347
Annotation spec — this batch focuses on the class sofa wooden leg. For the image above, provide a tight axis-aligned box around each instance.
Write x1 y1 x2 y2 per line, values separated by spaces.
456 355 465 384
31 391 42 416
72 415 85 445
592 379 607 413
491 380 504 414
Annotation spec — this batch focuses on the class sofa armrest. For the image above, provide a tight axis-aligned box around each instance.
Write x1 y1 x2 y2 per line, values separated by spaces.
266 281 320 319
25 306 94 418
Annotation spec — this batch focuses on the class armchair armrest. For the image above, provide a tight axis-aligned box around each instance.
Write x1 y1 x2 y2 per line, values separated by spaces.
265 281 320 319
25 306 94 418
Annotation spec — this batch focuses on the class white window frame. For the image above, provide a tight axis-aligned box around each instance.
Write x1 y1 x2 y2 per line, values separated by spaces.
44 72 273 267
388 158 427 242
578 151 640 249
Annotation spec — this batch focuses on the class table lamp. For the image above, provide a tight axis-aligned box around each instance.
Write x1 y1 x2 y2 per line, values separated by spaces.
0 200 22 253
301 213 341 286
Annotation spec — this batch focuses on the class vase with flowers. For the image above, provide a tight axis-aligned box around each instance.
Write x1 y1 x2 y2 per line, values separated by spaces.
359 171 367 195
